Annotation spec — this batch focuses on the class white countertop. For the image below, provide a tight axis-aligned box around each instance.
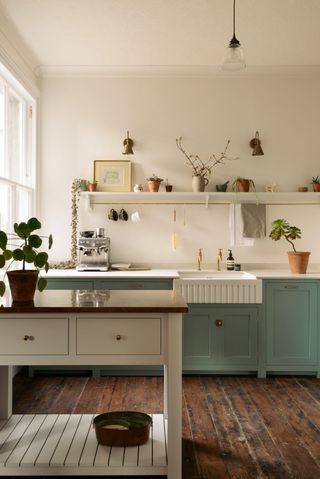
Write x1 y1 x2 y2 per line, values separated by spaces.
44 269 180 279
44 267 320 280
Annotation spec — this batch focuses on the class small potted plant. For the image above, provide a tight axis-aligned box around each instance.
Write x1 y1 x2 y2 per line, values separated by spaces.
165 179 173 192
232 177 255 192
0 217 53 301
146 174 163 192
269 218 310 274
311 176 320 192
87 180 98 192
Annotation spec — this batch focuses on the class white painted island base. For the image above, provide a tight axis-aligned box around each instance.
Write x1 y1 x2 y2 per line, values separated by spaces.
0 309 183 478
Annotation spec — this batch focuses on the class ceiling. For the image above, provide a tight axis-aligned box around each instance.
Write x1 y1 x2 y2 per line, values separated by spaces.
0 0 319 73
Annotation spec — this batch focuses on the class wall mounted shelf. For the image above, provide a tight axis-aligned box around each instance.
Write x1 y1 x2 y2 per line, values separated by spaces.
80 191 320 210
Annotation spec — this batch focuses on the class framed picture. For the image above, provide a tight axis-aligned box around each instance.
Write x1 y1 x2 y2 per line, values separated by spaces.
94 160 132 192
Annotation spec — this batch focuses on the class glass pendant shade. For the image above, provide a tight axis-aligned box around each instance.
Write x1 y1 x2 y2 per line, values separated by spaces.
222 0 246 71
222 39 246 71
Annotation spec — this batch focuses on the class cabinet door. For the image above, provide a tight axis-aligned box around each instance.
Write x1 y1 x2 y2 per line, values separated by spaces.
214 307 258 367
183 307 215 370
183 305 258 372
265 281 318 366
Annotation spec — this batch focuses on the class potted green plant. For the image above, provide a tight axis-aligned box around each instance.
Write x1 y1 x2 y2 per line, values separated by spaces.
0 217 53 301
269 218 310 273
232 177 255 192
87 180 98 192
311 176 320 192
146 174 163 192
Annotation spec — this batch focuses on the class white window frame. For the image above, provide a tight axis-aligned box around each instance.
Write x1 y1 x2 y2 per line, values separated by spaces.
0 66 36 232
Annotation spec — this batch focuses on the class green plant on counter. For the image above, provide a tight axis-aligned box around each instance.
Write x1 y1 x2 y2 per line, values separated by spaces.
0 217 53 296
269 218 301 252
311 176 320 184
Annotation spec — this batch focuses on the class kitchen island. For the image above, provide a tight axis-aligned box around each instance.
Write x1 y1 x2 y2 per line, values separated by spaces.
0 289 188 478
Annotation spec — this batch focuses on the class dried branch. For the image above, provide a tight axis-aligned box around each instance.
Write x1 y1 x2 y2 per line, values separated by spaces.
176 137 238 177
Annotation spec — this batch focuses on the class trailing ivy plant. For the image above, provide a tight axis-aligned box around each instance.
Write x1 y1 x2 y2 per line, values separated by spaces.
0 217 53 296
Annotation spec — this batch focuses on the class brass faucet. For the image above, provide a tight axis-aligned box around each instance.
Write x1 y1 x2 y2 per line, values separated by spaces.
217 248 222 271
197 248 203 271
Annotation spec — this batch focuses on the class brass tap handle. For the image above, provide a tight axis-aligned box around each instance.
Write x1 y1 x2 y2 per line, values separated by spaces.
215 320 223 327
197 248 203 271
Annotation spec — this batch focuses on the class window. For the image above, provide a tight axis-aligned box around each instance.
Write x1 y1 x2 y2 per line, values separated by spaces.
0 65 35 233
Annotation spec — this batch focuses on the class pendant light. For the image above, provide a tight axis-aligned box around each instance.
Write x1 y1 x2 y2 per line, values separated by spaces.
222 0 246 71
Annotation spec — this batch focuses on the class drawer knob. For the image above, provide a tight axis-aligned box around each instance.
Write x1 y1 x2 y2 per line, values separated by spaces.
215 320 223 327
116 334 122 341
23 335 35 341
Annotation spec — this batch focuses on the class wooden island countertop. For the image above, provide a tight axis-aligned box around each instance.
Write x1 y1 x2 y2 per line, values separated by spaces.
0 289 188 314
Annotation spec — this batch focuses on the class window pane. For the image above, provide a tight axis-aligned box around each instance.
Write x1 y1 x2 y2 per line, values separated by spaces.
8 90 24 183
16 188 32 223
0 183 10 232
0 84 4 177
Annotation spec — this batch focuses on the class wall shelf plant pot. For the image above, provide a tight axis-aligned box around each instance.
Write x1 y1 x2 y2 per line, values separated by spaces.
148 181 161 192
287 251 311 274
7 270 39 302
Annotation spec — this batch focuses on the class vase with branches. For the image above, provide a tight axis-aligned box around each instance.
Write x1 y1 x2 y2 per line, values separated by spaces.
176 137 237 192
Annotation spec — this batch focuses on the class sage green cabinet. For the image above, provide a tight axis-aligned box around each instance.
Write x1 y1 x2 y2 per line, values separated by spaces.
46 278 173 290
264 280 318 374
183 304 259 373
46 279 95 290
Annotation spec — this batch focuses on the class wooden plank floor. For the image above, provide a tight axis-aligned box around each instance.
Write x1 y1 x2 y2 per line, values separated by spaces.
11 374 320 479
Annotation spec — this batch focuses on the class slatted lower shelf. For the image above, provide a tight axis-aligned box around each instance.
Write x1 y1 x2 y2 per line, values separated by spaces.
0 414 167 476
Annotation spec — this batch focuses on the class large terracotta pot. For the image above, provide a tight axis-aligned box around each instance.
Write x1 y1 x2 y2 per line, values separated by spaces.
7 270 39 302
313 183 320 192
287 251 311 274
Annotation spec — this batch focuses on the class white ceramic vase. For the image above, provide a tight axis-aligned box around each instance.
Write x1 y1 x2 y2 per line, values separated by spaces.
192 175 208 192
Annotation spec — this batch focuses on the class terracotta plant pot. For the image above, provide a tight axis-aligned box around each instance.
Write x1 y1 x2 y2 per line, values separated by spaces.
88 183 97 192
165 185 173 192
148 180 161 192
238 179 250 192
312 183 320 192
287 251 311 274
7 270 39 302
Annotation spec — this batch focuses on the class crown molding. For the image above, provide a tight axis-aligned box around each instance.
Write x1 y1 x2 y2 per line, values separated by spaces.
35 64 320 79
0 6 40 96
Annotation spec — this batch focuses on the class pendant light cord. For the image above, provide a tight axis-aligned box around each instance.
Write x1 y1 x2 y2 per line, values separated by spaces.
233 0 236 37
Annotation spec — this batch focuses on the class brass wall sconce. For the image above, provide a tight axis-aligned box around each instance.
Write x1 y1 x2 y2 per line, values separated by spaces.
122 131 134 155
249 131 264 156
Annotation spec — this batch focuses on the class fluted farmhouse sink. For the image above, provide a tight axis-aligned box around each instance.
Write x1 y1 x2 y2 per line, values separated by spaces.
174 270 262 304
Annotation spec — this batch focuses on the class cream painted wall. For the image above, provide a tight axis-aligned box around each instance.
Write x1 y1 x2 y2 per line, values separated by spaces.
40 75 320 267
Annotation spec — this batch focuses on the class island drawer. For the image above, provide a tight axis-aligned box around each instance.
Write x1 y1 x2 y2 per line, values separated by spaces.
76 316 161 355
0 317 69 355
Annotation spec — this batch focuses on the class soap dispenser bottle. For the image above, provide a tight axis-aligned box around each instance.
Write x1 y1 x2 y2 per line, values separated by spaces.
227 249 235 270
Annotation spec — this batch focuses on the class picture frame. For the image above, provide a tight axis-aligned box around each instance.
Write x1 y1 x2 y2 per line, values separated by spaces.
94 160 132 192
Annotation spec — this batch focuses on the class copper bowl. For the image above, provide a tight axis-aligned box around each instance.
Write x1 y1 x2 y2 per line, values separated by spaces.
93 411 152 447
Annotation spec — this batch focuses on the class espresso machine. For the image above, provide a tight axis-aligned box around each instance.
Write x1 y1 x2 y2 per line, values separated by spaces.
77 228 110 271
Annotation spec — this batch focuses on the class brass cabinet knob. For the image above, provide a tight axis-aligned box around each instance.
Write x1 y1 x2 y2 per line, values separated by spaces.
116 334 122 340
215 320 223 327
23 335 35 341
